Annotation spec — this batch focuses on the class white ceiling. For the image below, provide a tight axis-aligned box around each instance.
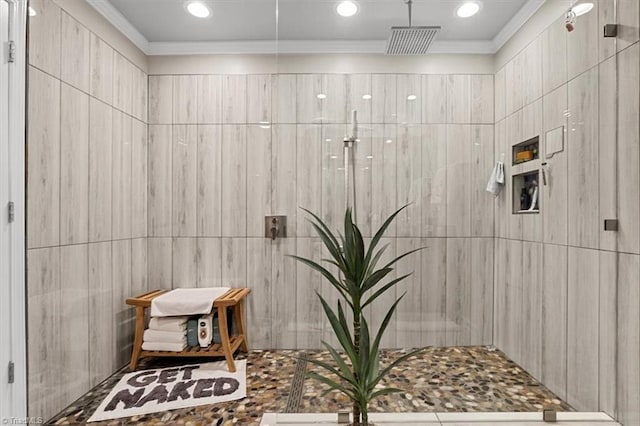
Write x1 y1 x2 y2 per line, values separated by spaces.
87 0 546 55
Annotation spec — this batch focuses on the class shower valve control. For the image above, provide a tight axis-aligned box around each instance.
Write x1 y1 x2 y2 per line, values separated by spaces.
265 215 287 240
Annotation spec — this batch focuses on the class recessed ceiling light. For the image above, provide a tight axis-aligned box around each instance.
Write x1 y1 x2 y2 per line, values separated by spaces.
572 2 594 16
362 94 372 100
317 93 327 99
407 95 417 101
337 1 358 17
186 1 211 18
28 6 37 16
457 2 480 18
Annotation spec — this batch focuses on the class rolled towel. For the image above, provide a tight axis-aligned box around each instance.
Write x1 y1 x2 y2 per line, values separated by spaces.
143 329 186 344
148 316 189 331
142 341 186 352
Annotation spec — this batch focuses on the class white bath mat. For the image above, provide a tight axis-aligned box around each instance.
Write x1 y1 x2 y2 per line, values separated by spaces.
88 360 246 422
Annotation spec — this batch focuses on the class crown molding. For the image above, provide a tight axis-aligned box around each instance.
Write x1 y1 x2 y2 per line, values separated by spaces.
491 0 546 51
87 0 546 56
85 0 150 53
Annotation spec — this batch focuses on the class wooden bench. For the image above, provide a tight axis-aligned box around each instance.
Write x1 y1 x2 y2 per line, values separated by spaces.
126 288 250 372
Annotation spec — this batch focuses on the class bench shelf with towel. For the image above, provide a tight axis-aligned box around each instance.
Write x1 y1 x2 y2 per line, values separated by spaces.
126 287 250 372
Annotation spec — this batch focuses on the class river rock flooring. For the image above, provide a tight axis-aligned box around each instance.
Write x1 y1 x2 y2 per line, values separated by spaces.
48 346 572 425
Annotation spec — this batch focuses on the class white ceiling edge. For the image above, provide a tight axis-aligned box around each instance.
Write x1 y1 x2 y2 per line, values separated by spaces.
87 0 545 56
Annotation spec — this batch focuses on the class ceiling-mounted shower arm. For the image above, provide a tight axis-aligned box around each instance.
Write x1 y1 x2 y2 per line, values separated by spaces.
405 0 413 27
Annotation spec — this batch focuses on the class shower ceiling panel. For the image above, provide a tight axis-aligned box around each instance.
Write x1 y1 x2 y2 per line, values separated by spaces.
94 0 538 54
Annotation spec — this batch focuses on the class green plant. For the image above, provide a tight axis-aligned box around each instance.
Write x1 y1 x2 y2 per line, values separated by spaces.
290 206 423 426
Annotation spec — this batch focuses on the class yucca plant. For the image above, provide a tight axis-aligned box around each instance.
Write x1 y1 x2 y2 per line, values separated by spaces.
290 205 423 426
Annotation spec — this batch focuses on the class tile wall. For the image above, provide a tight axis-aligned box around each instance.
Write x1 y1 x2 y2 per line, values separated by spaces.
493 0 640 423
26 0 147 419
146 72 495 351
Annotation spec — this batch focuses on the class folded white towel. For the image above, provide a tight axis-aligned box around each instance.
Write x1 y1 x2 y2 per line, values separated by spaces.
142 341 186 352
143 329 186 344
150 287 230 317
486 161 505 196
149 316 189 332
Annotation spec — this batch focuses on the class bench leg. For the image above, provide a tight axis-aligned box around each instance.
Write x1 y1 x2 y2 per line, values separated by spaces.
233 299 248 353
130 306 145 370
218 307 236 372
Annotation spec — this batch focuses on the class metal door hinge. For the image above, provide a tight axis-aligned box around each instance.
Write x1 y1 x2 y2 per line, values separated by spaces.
8 201 14 223
7 40 16 63
8 361 14 384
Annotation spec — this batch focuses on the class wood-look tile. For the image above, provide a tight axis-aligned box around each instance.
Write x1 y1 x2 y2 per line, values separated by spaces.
504 240 523 366
346 74 372 124
221 237 247 286
196 238 222 288
598 0 616 62
197 75 222 124
321 124 347 232
59 245 90 403
494 120 507 239
422 75 447 124
396 124 421 237
371 74 396 124
221 125 247 237
296 125 322 237
567 67 599 249
368 238 397 349
28 0 61 77
295 238 323 349
272 74 297 124
323 74 347 124
172 125 198 236
371 124 397 236
567 4 599 81
494 68 506 122
420 238 446 346
617 253 640 426
112 239 133 369
172 238 197 288
148 238 172 290
541 243 568 400
505 113 522 240
27 67 60 248
616 44 640 254
471 75 494 124
354 126 373 237
246 238 272 349
421 125 446 237
247 125 272 237
396 74 421 124
223 75 247 123
599 250 616 416
521 242 542 380
247 74 272 124
131 119 148 238
505 55 523 116
521 101 543 242
60 83 89 245
542 17 568 94
297 74 323 124
132 67 147 123
445 238 471 346
173 75 197 124
89 34 113 105
599 56 617 251
446 125 471 237
493 238 507 350
89 99 112 242
522 38 542 105
471 238 493 346
60 11 89 93
112 111 132 240
617 0 640 52
131 238 148 296
88 242 113 386
272 125 297 237
27 247 61 421
197 125 222 237
447 75 470 124
113 52 133 115
542 85 568 245
148 75 173 125
396 238 422 348
148 125 172 237
471 125 494 237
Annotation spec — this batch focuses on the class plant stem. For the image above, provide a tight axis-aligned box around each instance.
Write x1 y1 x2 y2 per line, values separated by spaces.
353 309 361 426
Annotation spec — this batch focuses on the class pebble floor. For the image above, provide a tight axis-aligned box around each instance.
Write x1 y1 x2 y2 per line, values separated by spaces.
48 346 572 425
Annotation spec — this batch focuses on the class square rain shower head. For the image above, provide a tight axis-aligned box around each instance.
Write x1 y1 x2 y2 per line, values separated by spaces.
385 26 441 55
